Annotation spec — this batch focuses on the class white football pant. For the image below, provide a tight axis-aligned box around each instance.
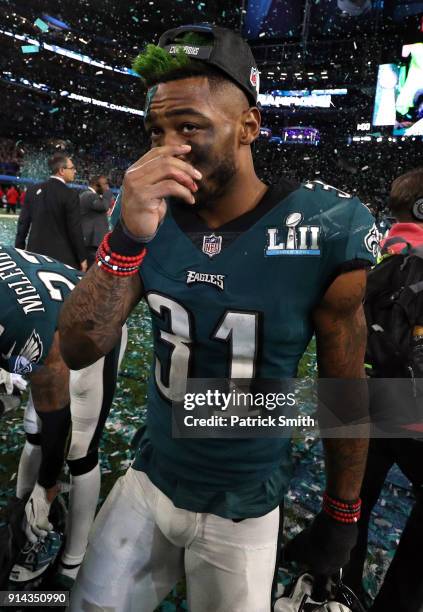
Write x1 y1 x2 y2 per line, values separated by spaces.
70 466 280 612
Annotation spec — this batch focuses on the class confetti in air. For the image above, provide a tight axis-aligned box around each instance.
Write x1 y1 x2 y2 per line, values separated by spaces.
21 44 40 53
34 18 49 32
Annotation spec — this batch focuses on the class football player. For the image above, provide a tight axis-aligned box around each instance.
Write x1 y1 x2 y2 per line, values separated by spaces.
60 25 378 612
0 245 126 587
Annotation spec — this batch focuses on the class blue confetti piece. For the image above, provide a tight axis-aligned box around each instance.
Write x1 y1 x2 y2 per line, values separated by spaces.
21 45 39 54
34 18 49 32
49 107 59 113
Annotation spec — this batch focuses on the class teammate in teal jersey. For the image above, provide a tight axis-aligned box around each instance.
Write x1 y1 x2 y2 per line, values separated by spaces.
0 245 126 587
60 25 379 612
0 245 82 376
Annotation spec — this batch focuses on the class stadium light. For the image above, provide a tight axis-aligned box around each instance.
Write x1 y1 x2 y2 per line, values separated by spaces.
0 71 144 115
0 28 138 77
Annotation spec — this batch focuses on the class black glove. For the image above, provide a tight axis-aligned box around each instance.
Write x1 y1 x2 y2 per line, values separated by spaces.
284 511 358 576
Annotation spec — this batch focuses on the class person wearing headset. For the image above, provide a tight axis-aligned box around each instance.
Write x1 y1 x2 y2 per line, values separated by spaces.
380 167 423 253
343 167 423 612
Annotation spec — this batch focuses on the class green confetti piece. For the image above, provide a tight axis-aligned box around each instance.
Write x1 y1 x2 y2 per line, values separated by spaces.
34 18 49 32
21 44 39 54
49 107 59 113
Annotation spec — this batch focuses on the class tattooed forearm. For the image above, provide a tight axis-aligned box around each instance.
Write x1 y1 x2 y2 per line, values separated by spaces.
30 332 70 412
313 269 369 500
315 284 367 378
59 265 142 369
322 436 368 500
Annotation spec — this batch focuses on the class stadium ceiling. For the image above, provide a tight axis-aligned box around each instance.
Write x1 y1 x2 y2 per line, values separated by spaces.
0 0 244 140
0 0 244 59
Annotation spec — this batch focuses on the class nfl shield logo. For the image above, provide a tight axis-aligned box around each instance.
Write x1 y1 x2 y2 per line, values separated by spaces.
202 234 222 258
250 67 260 94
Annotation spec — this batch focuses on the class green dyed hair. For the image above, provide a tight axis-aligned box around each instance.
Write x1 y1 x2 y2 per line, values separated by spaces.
132 32 229 91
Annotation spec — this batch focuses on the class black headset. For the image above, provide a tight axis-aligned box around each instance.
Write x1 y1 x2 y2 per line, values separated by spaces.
412 197 423 221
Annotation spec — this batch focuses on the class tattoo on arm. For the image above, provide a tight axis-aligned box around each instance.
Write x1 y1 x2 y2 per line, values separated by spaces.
313 269 369 500
30 332 69 412
59 266 142 369
314 278 367 378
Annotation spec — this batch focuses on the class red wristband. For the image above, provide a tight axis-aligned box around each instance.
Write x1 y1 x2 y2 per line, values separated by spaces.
96 231 147 277
323 492 361 524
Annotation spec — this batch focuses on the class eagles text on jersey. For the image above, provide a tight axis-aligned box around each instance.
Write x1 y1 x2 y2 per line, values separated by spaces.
129 179 377 519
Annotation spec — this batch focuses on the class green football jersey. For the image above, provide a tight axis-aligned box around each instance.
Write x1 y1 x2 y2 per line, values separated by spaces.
0 245 82 375
129 180 378 518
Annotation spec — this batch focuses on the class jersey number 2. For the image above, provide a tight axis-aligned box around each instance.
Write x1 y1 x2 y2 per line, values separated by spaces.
37 272 76 301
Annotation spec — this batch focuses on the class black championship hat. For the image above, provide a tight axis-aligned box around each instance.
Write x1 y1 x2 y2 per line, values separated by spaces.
157 23 260 105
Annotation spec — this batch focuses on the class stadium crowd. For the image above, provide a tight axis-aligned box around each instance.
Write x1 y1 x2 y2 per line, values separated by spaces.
1 136 423 217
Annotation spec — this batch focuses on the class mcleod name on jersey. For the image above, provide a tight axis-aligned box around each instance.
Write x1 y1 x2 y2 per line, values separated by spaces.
128 180 378 519
0 245 81 375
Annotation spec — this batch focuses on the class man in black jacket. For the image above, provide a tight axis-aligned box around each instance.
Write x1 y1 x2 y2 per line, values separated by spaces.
79 175 113 268
15 153 87 271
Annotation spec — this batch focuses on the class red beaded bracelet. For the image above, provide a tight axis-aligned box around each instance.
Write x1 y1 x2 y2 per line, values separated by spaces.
323 492 361 510
103 232 145 262
323 492 361 523
96 232 147 277
96 256 145 277
97 243 145 267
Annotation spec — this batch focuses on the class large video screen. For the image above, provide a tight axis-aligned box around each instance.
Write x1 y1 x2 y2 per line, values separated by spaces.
384 1 423 21
244 1 423 39
372 43 423 136
310 0 384 37
242 0 303 40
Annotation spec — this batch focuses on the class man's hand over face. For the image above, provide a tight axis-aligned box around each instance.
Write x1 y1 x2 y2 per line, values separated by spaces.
121 144 202 240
